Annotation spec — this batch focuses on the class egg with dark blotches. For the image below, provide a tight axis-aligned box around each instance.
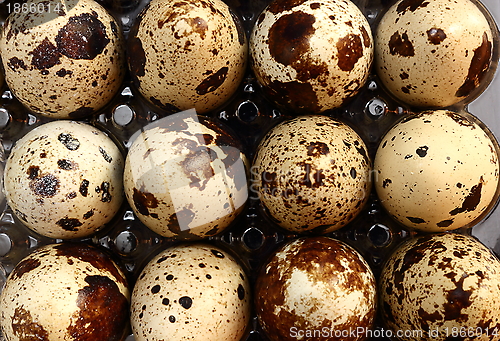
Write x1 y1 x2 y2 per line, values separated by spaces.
131 243 251 341
0 0 125 119
380 233 500 341
375 0 497 108
250 0 373 114
252 115 371 234
123 111 248 240
374 110 500 232
255 237 377 341
127 0 247 114
0 243 130 341
4 120 124 239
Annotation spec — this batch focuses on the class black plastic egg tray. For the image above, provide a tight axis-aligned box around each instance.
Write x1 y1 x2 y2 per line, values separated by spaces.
0 0 498 340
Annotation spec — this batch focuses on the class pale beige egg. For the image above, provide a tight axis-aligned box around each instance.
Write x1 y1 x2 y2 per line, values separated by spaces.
131 243 251 341
0 0 125 118
374 110 500 232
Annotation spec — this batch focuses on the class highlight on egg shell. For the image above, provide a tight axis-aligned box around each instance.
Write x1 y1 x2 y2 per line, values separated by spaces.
0 242 130 341
0 0 126 119
3 120 124 239
252 115 372 234
127 0 247 114
123 110 248 240
375 0 499 109
379 233 500 341
255 236 377 341
374 110 500 232
250 0 373 114
131 243 251 341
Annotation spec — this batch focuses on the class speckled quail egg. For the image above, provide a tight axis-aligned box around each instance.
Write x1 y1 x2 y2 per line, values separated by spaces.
131 243 251 341
255 237 377 341
0 0 125 119
123 110 248 240
375 0 498 108
380 233 500 341
250 0 373 114
4 120 124 239
127 0 247 114
252 115 371 234
374 110 500 232
0 242 130 341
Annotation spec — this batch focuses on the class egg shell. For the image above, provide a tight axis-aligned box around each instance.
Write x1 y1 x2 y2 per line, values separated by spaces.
4 120 124 239
255 236 377 341
127 0 247 114
380 233 500 341
0 243 130 341
374 110 500 232
250 0 373 114
252 115 371 234
130 243 251 341
123 111 248 240
0 0 125 119
375 0 497 108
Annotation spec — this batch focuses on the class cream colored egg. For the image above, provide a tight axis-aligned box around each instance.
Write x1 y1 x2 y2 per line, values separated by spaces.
255 237 377 341
131 243 251 341
252 115 371 234
0 243 130 341
374 110 500 232
127 0 247 114
380 233 500 341
123 111 248 240
4 120 124 239
375 0 497 108
0 0 125 119
250 0 373 114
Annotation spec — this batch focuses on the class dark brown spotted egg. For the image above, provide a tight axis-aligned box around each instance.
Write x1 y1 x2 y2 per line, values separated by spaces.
0 243 130 341
250 0 373 114
127 0 247 114
374 110 500 232
255 237 377 341
252 115 371 234
4 120 124 239
123 111 248 240
131 243 251 341
375 0 497 108
0 0 125 119
380 233 500 341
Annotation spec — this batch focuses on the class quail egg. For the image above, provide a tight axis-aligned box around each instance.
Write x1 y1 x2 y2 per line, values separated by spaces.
375 0 498 108
252 115 371 234
374 110 500 232
4 120 124 239
127 0 247 114
123 110 248 240
0 0 125 119
0 242 130 341
250 0 373 114
255 236 377 341
380 233 500 341
131 243 251 341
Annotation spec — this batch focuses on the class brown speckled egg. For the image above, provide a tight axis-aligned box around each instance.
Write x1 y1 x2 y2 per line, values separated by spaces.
0 0 125 119
250 0 373 114
252 115 371 234
0 243 130 341
375 0 497 108
127 0 247 114
374 110 500 232
255 237 377 341
131 243 251 341
123 111 248 240
380 233 500 341
4 120 124 239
